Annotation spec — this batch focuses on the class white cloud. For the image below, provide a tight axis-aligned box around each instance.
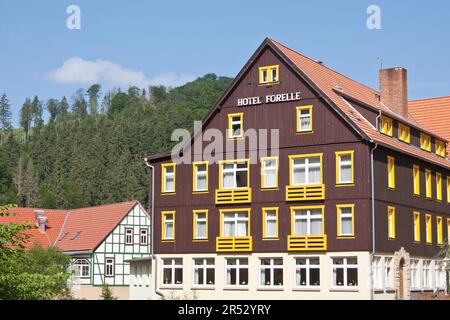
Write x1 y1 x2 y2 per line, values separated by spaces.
47 57 196 88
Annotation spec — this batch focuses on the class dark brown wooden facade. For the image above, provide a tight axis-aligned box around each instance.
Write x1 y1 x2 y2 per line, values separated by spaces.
148 40 450 258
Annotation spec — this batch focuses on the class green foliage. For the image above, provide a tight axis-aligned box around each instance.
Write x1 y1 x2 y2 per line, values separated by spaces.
100 284 118 300
0 74 232 209
0 205 72 300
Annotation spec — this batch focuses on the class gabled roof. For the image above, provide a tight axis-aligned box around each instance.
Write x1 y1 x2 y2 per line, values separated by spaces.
0 208 67 249
409 96 450 143
147 38 450 169
0 201 144 252
56 200 139 252
268 39 450 168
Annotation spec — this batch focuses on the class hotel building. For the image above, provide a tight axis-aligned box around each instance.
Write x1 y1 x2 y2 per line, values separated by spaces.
145 38 449 300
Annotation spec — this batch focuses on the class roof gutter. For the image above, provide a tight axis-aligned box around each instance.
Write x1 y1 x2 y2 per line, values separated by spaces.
62 250 93 255
144 157 164 300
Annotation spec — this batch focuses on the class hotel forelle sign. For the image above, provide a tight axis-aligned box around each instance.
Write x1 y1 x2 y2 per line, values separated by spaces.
237 92 301 107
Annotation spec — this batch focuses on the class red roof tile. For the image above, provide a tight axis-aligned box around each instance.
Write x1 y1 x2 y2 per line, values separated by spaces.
56 201 139 252
409 96 450 144
269 39 450 169
0 207 67 249
0 201 143 252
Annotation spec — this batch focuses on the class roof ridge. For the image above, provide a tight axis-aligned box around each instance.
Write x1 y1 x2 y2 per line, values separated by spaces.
409 95 450 103
268 38 380 94
70 200 137 212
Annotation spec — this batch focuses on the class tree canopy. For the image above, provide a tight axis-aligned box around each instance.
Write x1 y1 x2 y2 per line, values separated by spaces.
0 74 232 209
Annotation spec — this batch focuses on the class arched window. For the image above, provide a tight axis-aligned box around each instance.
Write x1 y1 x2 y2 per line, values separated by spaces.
73 258 90 278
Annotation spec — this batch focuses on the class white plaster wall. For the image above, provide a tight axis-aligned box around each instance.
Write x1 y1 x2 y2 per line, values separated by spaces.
154 252 372 300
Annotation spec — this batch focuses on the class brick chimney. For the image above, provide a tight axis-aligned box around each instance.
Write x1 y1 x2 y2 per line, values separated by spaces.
379 67 408 117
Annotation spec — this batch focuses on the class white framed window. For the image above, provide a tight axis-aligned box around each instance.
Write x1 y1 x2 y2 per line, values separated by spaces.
105 257 115 277
162 258 183 286
193 258 215 287
193 210 208 240
372 257 382 290
220 160 249 189
162 164 176 193
292 207 323 236
410 259 419 289
259 65 279 84
262 208 278 239
226 258 248 287
337 205 354 237
332 257 358 288
384 257 394 289
336 151 354 185
422 260 432 288
296 106 313 133
228 113 244 139
125 228 133 245
222 211 249 237
290 155 322 185
259 258 283 287
193 162 208 192
294 257 320 288
162 211 175 241
73 258 90 278
261 157 278 189
140 228 148 245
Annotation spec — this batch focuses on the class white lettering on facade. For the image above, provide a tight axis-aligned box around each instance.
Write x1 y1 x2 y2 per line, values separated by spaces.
237 92 301 107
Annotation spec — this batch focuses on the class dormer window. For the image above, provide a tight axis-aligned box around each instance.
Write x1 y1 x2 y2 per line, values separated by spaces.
436 140 446 157
259 65 279 85
398 123 410 144
379 116 393 136
420 133 431 152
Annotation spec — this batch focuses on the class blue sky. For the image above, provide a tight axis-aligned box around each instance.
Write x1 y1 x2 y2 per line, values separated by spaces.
1 0 450 126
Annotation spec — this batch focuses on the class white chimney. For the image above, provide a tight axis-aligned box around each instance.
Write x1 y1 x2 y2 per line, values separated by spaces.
34 210 48 233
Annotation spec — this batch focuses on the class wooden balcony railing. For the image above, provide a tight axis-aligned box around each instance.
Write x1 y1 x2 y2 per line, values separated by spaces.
287 235 327 251
216 236 253 252
215 188 252 205
285 184 325 201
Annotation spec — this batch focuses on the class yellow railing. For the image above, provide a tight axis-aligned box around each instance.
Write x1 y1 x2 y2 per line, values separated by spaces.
215 188 252 204
287 235 327 251
285 185 325 201
216 236 253 252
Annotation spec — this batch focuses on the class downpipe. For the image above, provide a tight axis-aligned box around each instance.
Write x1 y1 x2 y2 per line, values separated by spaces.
144 158 164 300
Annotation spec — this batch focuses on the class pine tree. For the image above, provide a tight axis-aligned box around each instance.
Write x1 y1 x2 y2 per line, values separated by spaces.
0 93 12 145
71 89 87 121
20 98 32 142
59 96 69 120
86 84 101 116
46 98 59 122
31 95 43 128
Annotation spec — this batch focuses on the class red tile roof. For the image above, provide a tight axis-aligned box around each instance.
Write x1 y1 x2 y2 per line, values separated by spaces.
269 39 450 169
0 207 67 249
56 201 139 252
409 96 450 144
0 201 142 252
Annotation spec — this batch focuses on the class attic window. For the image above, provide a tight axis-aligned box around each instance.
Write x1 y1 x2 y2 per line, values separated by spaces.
420 133 431 152
70 231 81 240
436 140 446 157
398 123 411 144
258 65 279 85
379 116 393 137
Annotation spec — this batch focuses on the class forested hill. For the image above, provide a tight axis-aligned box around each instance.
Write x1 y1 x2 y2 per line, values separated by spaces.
0 73 233 209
